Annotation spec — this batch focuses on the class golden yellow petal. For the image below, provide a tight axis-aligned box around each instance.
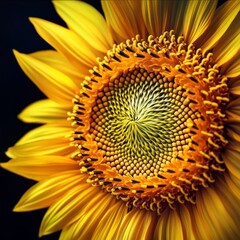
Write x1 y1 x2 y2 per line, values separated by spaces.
223 149 240 180
101 0 147 42
1 156 78 181
29 17 97 69
57 192 115 240
13 50 78 106
141 0 170 37
18 99 68 124
214 15 240 66
225 172 240 200
14 170 84 211
183 0 217 43
224 56 240 78
53 1 113 53
92 201 127 239
229 79 240 95
39 185 99 236
31 50 87 86
199 0 240 52
6 123 74 158
116 208 156 240
226 127 240 143
178 205 196 240
226 98 240 122
154 208 183 240
193 187 239 239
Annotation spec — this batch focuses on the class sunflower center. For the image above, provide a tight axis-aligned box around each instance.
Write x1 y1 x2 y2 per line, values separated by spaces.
90 68 195 178
69 31 229 214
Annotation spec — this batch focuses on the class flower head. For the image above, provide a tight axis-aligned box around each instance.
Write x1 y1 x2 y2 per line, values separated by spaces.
2 0 240 239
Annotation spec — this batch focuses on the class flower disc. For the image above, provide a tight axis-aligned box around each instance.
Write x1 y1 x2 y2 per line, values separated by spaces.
70 31 229 214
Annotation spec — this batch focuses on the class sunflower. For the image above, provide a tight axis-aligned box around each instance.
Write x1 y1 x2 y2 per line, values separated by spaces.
2 0 240 239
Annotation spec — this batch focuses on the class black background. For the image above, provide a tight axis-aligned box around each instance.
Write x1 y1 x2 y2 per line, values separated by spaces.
0 1 101 239
0 0 227 240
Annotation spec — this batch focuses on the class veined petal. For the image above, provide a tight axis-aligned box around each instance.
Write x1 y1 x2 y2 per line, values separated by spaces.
182 0 217 43
39 185 98 237
179 205 196 240
59 194 116 240
214 15 240 66
14 50 78 106
101 0 147 42
6 123 74 158
1 156 78 181
226 98 240 122
141 0 195 38
229 77 240 95
30 50 86 86
18 99 68 123
53 1 113 53
199 0 240 52
193 187 239 239
14 170 85 211
116 209 156 240
225 172 240 200
154 208 184 240
224 55 240 78
29 17 97 69
92 201 127 240
223 148 240 180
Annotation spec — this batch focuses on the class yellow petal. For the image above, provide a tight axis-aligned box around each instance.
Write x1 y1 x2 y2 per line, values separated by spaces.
92 201 127 240
14 50 78 106
225 172 240 199
18 99 68 124
6 123 74 158
31 50 87 86
1 156 78 181
62 194 115 240
154 208 183 240
116 208 156 240
179 205 196 240
226 98 240 122
183 0 217 43
53 1 113 53
194 187 239 239
101 0 147 42
214 14 240 66
29 17 97 69
224 55 240 78
223 148 240 180
39 185 96 236
229 78 240 95
14 170 84 211
199 0 240 52
141 0 170 37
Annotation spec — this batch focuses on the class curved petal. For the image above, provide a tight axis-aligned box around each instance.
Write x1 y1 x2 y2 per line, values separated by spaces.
226 98 240 122
18 99 68 124
92 201 127 239
116 208 156 240
59 193 116 240
29 17 97 70
154 208 184 240
182 0 217 43
39 184 99 237
198 0 240 52
214 14 240 66
223 148 240 180
14 170 85 211
193 186 239 239
13 50 78 106
30 50 86 86
6 123 74 158
101 0 147 42
225 172 240 200
53 1 113 53
1 156 78 181
223 55 240 78
142 0 171 37
178 205 196 240
229 78 240 95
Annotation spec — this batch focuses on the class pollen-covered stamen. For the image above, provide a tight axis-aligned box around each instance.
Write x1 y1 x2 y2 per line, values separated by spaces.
69 31 229 214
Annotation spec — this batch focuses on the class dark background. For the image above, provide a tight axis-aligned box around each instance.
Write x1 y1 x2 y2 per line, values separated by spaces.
0 1 101 239
0 0 227 240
